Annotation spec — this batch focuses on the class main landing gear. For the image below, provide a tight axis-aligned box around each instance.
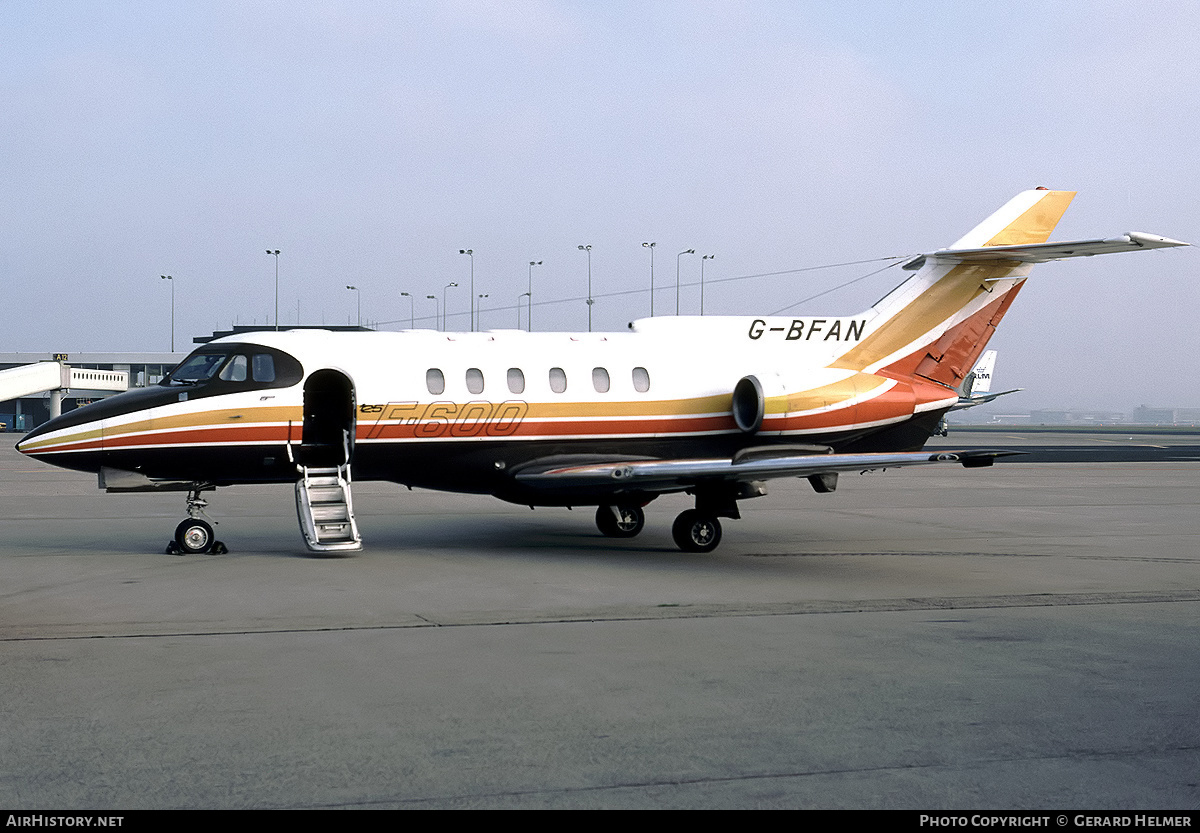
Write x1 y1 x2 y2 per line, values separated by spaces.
671 509 722 553
595 482 759 554
165 485 228 555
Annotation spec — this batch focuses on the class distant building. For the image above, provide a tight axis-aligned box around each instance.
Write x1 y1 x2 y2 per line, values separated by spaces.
1026 409 1128 426
1130 406 1200 426
0 351 184 432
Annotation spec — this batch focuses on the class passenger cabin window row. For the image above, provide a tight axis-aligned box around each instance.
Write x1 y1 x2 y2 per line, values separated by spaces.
424 367 651 396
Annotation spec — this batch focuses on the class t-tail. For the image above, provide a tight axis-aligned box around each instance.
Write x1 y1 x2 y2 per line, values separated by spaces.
832 189 1187 394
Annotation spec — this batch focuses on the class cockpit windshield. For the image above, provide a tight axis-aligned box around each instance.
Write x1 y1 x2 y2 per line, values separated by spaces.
167 353 227 383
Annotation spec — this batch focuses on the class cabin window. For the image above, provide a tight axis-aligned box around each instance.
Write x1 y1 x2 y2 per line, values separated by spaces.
466 367 484 394
592 367 610 393
633 366 650 392
549 367 567 393
507 368 525 394
252 354 275 383
426 368 445 395
219 355 248 382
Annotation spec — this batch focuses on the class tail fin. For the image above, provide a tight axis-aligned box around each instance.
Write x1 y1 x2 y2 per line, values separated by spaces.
951 349 1021 410
962 349 997 396
949 189 1076 248
832 189 1077 388
829 189 1186 392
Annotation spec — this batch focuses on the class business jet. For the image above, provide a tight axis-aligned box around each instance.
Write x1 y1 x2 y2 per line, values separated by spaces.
16 189 1186 555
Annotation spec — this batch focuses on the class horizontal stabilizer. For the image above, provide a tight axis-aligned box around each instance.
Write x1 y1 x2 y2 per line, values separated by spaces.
950 389 1022 411
923 232 1188 265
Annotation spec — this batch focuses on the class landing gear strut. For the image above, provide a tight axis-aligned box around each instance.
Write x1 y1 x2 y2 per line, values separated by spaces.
166 485 228 555
667 482 759 553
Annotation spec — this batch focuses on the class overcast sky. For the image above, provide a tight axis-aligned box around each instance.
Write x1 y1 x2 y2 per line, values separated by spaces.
2 1 1196 410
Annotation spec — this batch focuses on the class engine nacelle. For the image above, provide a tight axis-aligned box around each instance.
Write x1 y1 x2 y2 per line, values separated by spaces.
732 375 765 434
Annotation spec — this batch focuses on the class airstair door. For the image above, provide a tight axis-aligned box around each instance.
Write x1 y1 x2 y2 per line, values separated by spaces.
293 370 361 552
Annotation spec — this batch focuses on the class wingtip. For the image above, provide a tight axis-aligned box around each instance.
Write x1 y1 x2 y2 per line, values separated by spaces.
1125 232 1190 248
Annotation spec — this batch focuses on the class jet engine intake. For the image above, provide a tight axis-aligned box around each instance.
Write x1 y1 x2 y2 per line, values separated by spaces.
732 375 765 434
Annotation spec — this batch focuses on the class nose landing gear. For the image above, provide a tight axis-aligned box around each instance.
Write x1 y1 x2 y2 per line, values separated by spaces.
166 485 228 555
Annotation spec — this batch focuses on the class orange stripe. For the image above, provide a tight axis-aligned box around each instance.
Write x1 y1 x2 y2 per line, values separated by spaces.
24 438 106 455
362 414 739 440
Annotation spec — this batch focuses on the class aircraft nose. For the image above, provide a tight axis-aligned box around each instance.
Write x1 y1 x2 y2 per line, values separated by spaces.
15 421 48 454
16 419 56 455
13 407 99 459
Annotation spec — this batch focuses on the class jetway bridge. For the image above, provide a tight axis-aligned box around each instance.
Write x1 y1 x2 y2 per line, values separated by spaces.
0 362 128 429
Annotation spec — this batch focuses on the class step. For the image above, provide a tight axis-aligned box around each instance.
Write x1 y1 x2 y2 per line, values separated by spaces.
294 464 362 553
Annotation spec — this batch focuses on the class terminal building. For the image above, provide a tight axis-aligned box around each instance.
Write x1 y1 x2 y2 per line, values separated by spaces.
0 351 183 432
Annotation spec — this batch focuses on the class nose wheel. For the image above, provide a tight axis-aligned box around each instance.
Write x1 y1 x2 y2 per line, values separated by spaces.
165 485 228 555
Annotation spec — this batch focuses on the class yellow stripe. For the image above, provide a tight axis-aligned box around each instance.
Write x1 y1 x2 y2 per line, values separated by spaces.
518 395 731 418
28 380 891 451
985 190 1075 246
142 405 301 431
19 425 103 452
764 373 889 415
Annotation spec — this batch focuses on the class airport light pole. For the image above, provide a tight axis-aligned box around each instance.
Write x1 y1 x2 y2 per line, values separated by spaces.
266 249 280 330
427 295 439 331
443 282 458 331
578 245 592 331
477 294 489 330
700 254 714 315
400 291 414 329
160 275 174 352
676 249 694 315
346 285 361 326
642 242 656 316
527 261 541 331
458 249 474 331
518 292 530 330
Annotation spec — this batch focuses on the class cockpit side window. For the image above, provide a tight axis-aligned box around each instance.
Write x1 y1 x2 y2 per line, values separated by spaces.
219 355 248 382
252 354 275 383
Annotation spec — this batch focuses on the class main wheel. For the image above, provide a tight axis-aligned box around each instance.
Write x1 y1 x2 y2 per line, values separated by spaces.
671 510 722 553
174 518 214 554
596 504 645 538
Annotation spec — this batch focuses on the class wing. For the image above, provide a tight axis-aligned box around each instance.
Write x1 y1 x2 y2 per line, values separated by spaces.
513 447 1022 495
